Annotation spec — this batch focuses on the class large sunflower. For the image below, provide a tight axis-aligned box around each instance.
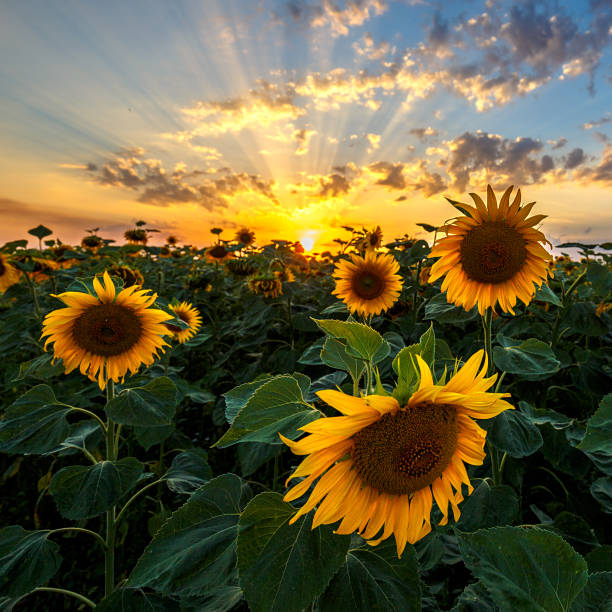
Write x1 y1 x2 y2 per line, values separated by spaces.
0 253 21 293
41 271 172 390
166 301 202 343
428 185 552 315
281 350 512 556
333 251 402 316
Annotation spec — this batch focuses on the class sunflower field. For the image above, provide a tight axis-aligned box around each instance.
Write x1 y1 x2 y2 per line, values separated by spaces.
0 188 611 612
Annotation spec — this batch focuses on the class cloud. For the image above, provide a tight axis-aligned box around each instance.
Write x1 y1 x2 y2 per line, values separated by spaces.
564 147 587 169
548 137 568 150
366 132 381 151
353 32 392 61
582 115 612 129
87 149 278 210
576 145 612 184
317 173 351 198
409 126 439 143
293 128 317 155
368 161 406 190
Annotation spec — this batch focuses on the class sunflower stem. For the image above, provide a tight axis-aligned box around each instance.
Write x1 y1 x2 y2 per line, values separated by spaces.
50 526 107 550
352 374 359 397
32 587 96 608
22 270 41 320
104 380 117 598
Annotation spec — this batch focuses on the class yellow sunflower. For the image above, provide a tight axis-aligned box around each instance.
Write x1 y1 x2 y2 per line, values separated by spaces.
428 185 552 315
166 301 202 343
0 253 21 293
333 251 402 316
248 277 283 298
359 225 383 252
205 244 233 263
281 350 512 557
41 271 172 390
235 227 256 246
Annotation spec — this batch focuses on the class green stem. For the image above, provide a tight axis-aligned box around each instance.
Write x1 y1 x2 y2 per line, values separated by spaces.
32 587 96 608
105 380 117 598
68 407 107 432
272 454 280 492
50 527 107 550
352 374 360 397
22 270 41 320
482 308 501 484
114 479 164 526
498 452 508 478
286 296 294 350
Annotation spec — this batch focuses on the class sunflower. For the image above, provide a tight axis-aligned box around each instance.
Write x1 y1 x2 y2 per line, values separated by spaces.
235 227 256 246
428 185 552 315
248 276 283 298
333 251 402 316
124 229 148 245
205 244 233 263
41 271 172 390
0 253 21 293
166 235 179 246
359 226 383 252
166 301 202 343
281 350 512 556
81 235 103 249
108 265 144 288
225 258 257 277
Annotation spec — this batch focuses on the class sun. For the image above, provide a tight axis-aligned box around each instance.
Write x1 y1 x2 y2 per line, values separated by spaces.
300 232 317 252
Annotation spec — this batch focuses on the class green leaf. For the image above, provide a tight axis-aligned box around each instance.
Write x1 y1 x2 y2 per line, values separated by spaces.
577 394 612 454
424 293 478 324
179 586 243 612
318 539 421 612
564 303 608 337
237 492 350 612
570 572 612 612
44 420 103 457
0 385 71 454
165 448 213 494
313 318 387 363
134 424 175 451
297 340 325 365
445 197 474 217
214 375 319 447
534 283 562 307
237 443 283 478
50 458 144 520
452 581 498 611
585 547 612 573
320 338 366 382
105 377 178 426
481 408 543 458
224 377 273 424
590 477 612 514
544 512 599 548
12 354 65 382
307 372 348 402
457 526 588 612
0 526 62 598
586 262 612 296
94 588 180 611
456 480 518 531
493 335 560 381
27 224 53 240
128 474 251 598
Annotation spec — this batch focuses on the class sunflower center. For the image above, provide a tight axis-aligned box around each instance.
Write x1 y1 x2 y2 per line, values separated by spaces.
352 270 385 299
0 259 5 275
460 221 527 283
351 403 457 495
71 303 143 356
209 245 227 258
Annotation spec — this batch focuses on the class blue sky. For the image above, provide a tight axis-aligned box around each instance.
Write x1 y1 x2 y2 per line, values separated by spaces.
1 0 611 250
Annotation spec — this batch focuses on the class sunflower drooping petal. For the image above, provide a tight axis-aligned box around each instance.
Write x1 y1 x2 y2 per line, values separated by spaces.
281 351 514 556
429 185 552 314
166 301 202 343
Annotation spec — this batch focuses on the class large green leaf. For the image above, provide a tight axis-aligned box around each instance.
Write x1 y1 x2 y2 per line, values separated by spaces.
570 572 612 611
457 480 518 531
533 283 562 307
224 377 272 424
214 375 319 447
95 588 180 611
577 394 612 455
493 335 560 381
0 526 61 598
313 319 388 363
586 262 612 296
481 408 543 458
0 385 72 454
12 353 65 382
27 224 52 240
590 477 612 514
320 337 365 382
318 540 421 612
424 293 478 324
105 377 178 427
457 526 588 612
49 458 144 520
451 581 498 611
127 474 251 598
237 492 350 612
165 448 213 494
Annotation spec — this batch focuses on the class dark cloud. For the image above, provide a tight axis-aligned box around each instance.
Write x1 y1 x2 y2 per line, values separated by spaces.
583 116 612 129
576 145 612 183
564 148 586 169
593 132 611 144
550 137 567 150
413 169 446 197
317 173 351 197
408 127 439 143
427 11 454 52
394 195 407 202
369 161 406 189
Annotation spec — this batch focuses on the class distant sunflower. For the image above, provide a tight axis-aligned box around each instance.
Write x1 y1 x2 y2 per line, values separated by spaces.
166 301 202 343
0 253 21 293
429 185 552 315
205 244 233 263
235 227 256 246
281 350 513 556
333 251 402 316
81 235 103 249
41 271 172 390
124 229 148 245
166 235 179 246
225 258 257 277
249 276 283 298
108 265 144 288
359 226 383 252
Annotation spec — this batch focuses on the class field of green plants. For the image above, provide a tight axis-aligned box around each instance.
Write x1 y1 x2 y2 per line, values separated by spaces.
0 220 611 611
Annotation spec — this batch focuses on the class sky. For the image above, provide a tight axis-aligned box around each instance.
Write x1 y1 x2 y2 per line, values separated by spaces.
1 0 611 252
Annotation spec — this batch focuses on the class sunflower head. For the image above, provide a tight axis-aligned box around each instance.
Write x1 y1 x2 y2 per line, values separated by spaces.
205 244 233 263
166 235 179 246
124 229 148 245
225 258 257 277
235 227 256 246
0 253 21 293
81 235 104 249
107 265 144 288
248 276 283 298
333 251 402 317
41 271 172 390
166 301 203 344
428 185 552 315
280 350 513 557
359 226 383 252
